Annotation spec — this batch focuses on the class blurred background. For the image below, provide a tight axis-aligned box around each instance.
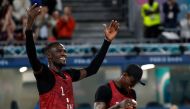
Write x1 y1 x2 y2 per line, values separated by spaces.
1 0 190 109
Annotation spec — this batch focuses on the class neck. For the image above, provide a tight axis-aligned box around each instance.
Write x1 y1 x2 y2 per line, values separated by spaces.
114 79 129 94
114 79 122 88
48 62 62 72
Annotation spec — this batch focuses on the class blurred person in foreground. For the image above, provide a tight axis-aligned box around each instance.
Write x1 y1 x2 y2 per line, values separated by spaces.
94 64 145 109
25 3 119 109
10 100 19 109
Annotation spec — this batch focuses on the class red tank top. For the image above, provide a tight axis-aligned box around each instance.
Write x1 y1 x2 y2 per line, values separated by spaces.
108 80 135 108
39 70 74 109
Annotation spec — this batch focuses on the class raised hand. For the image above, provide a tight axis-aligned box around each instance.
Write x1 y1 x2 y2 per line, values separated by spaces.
26 3 42 29
103 20 119 42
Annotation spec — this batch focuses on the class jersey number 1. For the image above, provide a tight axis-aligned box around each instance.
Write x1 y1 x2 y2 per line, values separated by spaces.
61 86 65 96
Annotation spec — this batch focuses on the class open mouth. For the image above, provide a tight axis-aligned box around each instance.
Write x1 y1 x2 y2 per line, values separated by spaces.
60 57 66 60
59 57 66 63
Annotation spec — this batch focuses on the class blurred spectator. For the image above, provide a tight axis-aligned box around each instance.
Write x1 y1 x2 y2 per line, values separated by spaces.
35 6 49 40
39 24 48 40
141 0 161 39
0 4 15 42
14 15 27 42
0 0 13 6
12 0 31 22
50 10 60 31
10 100 19 109
180 12 190 41
44 0 57 15
14 14 39 42
56 0 63 11
47 10 60 42
163 0 180 28
56 6 76 40
7 0 14 5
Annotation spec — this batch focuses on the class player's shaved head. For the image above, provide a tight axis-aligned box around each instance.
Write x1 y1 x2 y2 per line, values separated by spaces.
44 42 62 55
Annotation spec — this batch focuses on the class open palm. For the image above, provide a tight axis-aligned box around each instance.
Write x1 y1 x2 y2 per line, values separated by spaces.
104 20 119 42
26 3 41 29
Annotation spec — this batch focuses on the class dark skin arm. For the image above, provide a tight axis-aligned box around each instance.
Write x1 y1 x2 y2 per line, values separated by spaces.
77 20 119 80
25 4 43 75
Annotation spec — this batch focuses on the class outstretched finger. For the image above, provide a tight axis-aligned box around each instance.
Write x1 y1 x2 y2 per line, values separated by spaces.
103 24 107 29
32 6 42 15
30 3 38 10
115 22 120 31
108 20 114 29
103 23 108 32
37 6 42 13
112 20 116 27
113 20 119 30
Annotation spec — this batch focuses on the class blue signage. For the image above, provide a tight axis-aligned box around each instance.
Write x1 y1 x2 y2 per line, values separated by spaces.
0 55 190 68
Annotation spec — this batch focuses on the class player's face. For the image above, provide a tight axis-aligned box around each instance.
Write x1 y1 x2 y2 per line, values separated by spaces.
120 73 137 91
50 44 67 66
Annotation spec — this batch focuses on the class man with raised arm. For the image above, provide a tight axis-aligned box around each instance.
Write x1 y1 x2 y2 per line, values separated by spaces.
25 3 119 109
